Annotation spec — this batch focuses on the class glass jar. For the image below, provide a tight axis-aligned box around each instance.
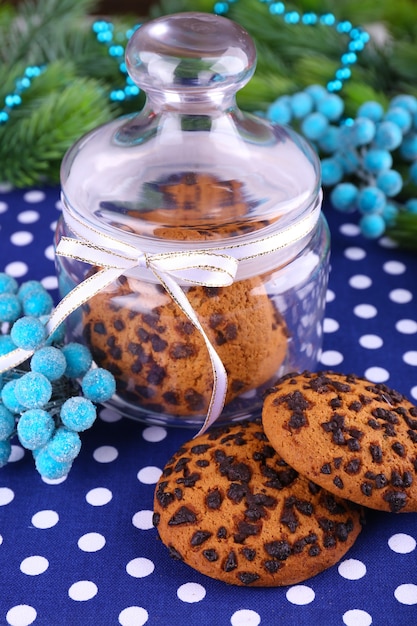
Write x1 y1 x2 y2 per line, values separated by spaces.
55 12 330 430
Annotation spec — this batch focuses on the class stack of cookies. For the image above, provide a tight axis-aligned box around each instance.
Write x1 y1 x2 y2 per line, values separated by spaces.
153 370 417 586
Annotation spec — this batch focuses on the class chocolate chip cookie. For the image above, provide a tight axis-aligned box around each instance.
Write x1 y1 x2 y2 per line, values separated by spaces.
263 370 417 513
153 419 364 586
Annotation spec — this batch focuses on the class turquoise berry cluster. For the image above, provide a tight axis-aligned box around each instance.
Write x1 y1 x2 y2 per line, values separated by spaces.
266 86 417 239
0 274 116 479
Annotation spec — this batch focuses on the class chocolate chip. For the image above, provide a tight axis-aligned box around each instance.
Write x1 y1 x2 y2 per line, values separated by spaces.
375 473 388 489
170 343 197 359
264 540 291 560
223 551 238 572
227 483 248 504
222 461 252 483
203 549 218 562
330 397 342 409
321 463 332 475
152 512 160 527
333 476 344 489
150 334 168 352
209 312 224 329
155 484 174 508
383 490 407 512
323 535 337 548
113 319 125 331
392 442 405 457
184 389 205 411
196 459 209 468
217 526 227 539
345 458 361 475
163 391 180 406
191 444 211 454
335 521 351 542
206 489 223 509
241 548 256 561
176 472 201 488
168 506 197 525
168 545 183 560
264 560 282 573
333 457 343 469
238 572 260 585
147 363 166 385
289 412 308 429
174 488 183 500
309 545 321 557
361 482 373 497
349 401 362 412
190 531 212 546
93 321 106 334
369 444 383 463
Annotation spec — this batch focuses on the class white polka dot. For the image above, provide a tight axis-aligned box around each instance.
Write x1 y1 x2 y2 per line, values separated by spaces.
396 319 417 334
383 260 406 275
8 445 25 462
99 408 123 422
0 201 8 213
4 261 28 278
10 231 34 246
389 288 413 304
338 558 367 580
23 190 46 203
6 605 37 626
0 534 3 545
353 304 377 319
68 580 98 601
17 210 40 224
286 585 315 605
31 510 59 529
388 533 416 554
44 244 55 261
323 318 339 333
359 334 383 349
343 609 372 626
403 351 417 366
320 350 344 366
118 606 149 626
364 366 389 383
379 236 397 249
78 532 106 552
86 487 113 506
137 466 162 484
41 276 58 290
50 220 58 231
411 386 417 401
142 426 168 442
0 182 13 192
20 555 49 576
230 609 261 626
55 199 63 211
126 557 155 578
326 289 335 303
132 510 154 530
340 223 360 236
93 446 119 463
42 474 67 485
349 274 372 289
0 487 15 505
177 582 206 603
394 583 417 605
344 247 366 260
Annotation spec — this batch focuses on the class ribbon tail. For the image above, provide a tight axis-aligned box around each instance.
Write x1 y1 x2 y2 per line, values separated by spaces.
154 269 228 436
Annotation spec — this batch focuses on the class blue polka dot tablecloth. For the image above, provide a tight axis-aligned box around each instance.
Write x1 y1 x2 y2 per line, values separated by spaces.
0 183 417 626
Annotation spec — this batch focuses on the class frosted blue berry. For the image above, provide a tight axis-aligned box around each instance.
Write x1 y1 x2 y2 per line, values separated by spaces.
376 170 403 197
399 133 417 160
321 158 344 186
360 213 386 238
17 408 55 450
410 161 417 184
390 94 417 114
41 318 66 345
17 280 45 300
1 380 26 413
0 293 22 323
330 183 358 212
81 368 116 403
335 149 360 174
60 396 96 432
290 91 314 118
305 84 327 103
0 404 15 440
301 112 328 140
318 126 340 153
363 149 393 173
34 447 72 479
31 346 67 381
61 343 93 378
0 273 18 294
0 334 16 356
357 100 384 122
46 426 81 463
353 117 376 145
22 289 53 317
267 98 292 124
384 107 412 134
0 440 11 467
14 371 52 409
317 94 344 121
383 202 399 226
11 316 46 350
357 186 386 214
374 121 402 151
405 198 417 214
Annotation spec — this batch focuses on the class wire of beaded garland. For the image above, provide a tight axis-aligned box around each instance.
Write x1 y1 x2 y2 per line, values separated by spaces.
0 274 116 479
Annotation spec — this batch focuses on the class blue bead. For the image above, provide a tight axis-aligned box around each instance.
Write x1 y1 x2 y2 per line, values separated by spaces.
353 117 376 145
341 52 357 65
31 346 67 381
46 427 81 463
124 85 140 97
214 1 229 14
267 98 292 124
0 293 22 323
97 31 113 43
14 371 52 410
336 149 360 174
405 198 417 214
81 368 116 403
0 405 15 440
364 149 393 173
358 186 386 214
330 182 358 212
327 80 342 92
60 397 96 432
290 92 313 118
109 44 124 57
284 11 300 24
0 111 9 124
5 94 22 107
390 94 417 114
409 161 417 184
374 120 403 150
10 315 46 350
110 89 125 102
383 202 399 226
35 447 72 479
336 20 352 33
376 170 403 197
335 67 351 81
348 40 365 51
119 62 127 74
305 84 327 103
384 107 412 134
15 77 31 90
17 408 54 450
317 94 344 121
302 12 318 25
360 214 386 239
318 126 340 153
321 158 344 186
61 342 92 378
320 13 336 26
300 112 329 140
399 133 417 160
269 3 285 15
